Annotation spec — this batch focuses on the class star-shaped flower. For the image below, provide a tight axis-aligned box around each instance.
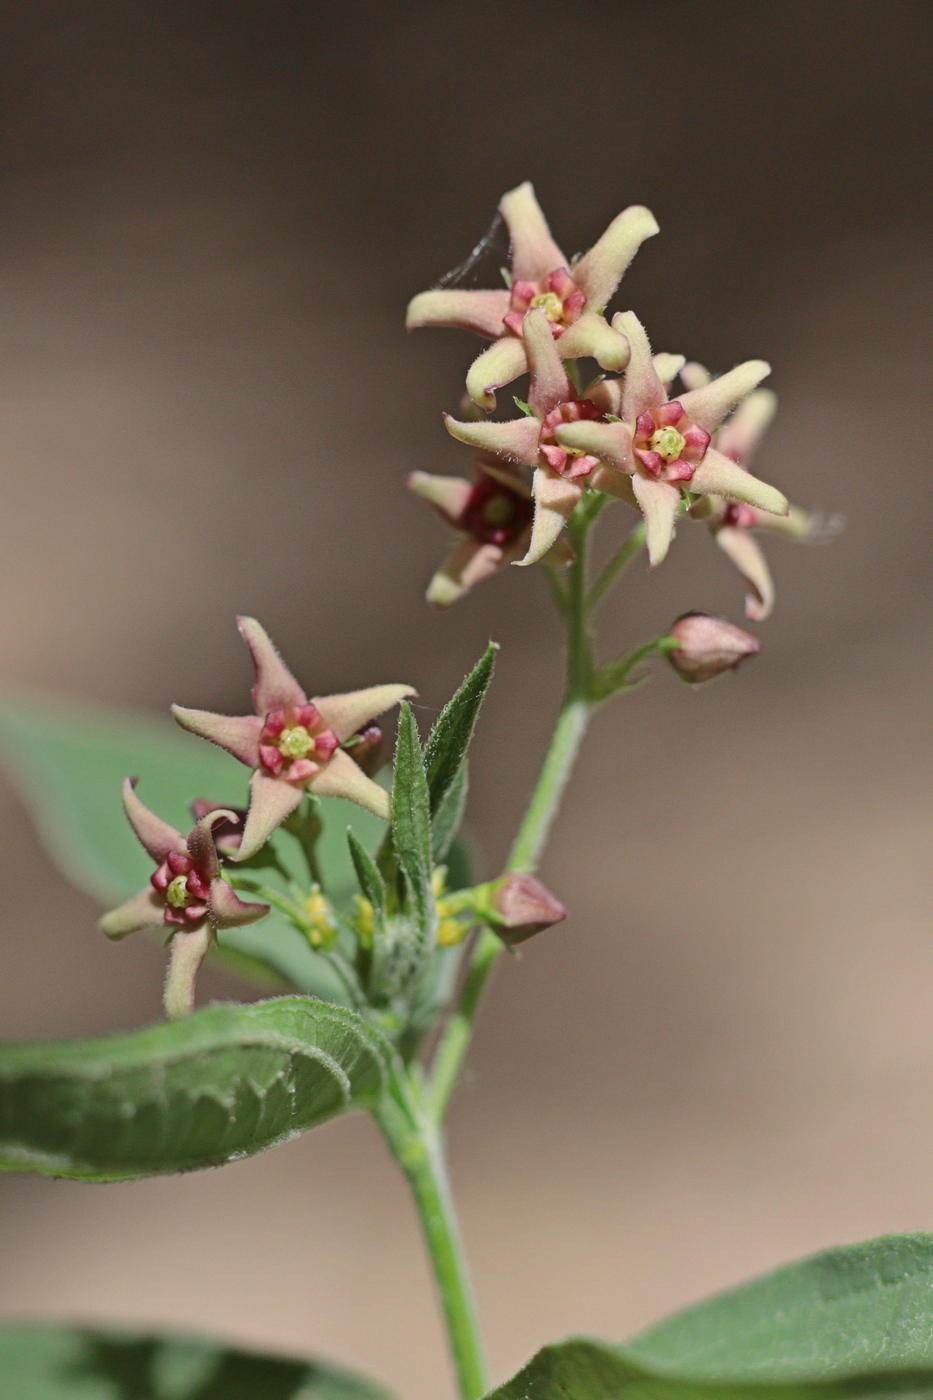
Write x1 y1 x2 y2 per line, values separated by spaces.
172 618 415 859
681 362 821 620
441 309 623 567
553 313 788 566
408 454 573 607
99 779 270 1017
407 181 659 410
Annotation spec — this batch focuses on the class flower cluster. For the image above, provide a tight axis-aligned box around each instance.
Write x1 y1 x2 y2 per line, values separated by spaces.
407 182 819 613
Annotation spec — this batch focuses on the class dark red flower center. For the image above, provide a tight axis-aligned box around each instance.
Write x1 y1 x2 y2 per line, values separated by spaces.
463 474 533 546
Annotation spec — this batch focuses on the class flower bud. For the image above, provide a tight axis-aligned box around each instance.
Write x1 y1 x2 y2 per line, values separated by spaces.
486 873 566 946
344 723 384 777
667 612 760 684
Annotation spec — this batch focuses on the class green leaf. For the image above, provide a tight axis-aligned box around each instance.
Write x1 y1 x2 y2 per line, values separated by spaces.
0 996 388 1180
347 829 386 913
431 760 468 864
0 688 384 998
391 703 434 941
484 1234 933 1400
423 643 497 816
0 1322 394 1400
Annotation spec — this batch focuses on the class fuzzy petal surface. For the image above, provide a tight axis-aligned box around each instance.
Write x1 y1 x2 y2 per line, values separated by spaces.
653 353 686 388
516 467 581 567
310 748 391 820
209 878 270 930
716 525 775 621
716 387 777 465
555 419 634 473
426 538 505 608
237 616 307 715
679 360 771 434
499 181 567 282
444 412 541 466
465 336 529 411
407 471 473 525
631 474 681 566
185 808 239 883
680 361 712 391
556 312 630 372
591 465 638 507
163 924 212 1020
171 707 263 768
586 377 624 417
524 309 573 419
100 886 165 940
690 446 788 516
405 288 509 337
572 205 659 309
236 771 304 861
315 684 416 744
122 777 186 863
613 311 666 421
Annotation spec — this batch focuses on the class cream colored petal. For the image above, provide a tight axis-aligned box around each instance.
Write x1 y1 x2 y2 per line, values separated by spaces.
612 311 666 420
405 288 510 336
237 616 307 714
555 419 634 473
715 526 775 622
315 684 417 744
678 360 771 434
590 465 638 508
425 538 505 608
572 205 659 309
690 446 788 516
653 353 686 388
680 361 712 391
465 336 530 411
540 535 576 567
525 308 573 418
444 412 541 466
170 707 263 768
586 377 624 417
478 460 533 498
499 181 567 282
163 924 212 1020
99 886 164 940
311 749 391 821
407 471 473 526
122 777 187 863
557 313 630 372
631 474 681 566
516 467 581 567
236 771 304 862
715 388 777 465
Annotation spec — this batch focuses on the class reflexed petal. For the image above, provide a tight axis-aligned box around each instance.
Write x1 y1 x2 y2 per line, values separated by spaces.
572 205 659 309
680 361 712 391
612 312 666 421
443 412 541 465
556 312 630 372
310 748 391 820
540 534 576 567
163 924 212 1020
716 387 777 465
524 309 573 418
586 377 624 416
425 538 505 608
407 471 473 526
405 288 510 337
99 886 164 940
170 707 263 767
479 460 533 498
716 525 775 621
516 467 581 567
653 353 686 388
679 360 771 434
555 419 634 473
591 465 638 507
208 878 270 930
631 474 681 566
315 684 417 743
236 771 304 861
237 616 307 715
185 808 240 884
690 446 788 516
466 336 530 410
499 181 567 282
122 777 186 862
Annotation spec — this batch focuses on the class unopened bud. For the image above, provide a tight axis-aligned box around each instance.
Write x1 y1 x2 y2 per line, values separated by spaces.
486 873 566 946
667 612 760 684
344 723 384 777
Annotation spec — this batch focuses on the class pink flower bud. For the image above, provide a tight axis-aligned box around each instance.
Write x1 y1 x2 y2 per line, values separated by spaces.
667 612 760 684
488 873 566 946
344 722 385 777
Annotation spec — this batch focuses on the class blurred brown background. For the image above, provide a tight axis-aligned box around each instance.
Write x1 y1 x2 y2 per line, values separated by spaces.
0 2 931 1396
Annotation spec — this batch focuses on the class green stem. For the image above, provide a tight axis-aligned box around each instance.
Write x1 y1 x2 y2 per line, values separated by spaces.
586 520 646 614
377 1074 489 1400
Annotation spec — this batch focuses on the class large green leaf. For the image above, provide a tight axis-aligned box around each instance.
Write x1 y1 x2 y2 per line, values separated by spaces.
423 642 497 818
0 1323 394 1400
0 996 388 1180
486 1235 933 1400
0 689 384 997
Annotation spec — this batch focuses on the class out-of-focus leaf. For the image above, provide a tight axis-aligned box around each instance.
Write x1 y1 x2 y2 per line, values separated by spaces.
0 997 387 1180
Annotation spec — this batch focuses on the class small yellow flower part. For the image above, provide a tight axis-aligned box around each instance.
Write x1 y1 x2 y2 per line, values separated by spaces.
431 868 447 899
304 885 337 949
351 894 375 950
437 918 467 947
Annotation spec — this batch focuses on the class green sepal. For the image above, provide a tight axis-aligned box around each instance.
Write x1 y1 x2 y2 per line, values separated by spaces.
0 997 389 1180
0 1322 395 1400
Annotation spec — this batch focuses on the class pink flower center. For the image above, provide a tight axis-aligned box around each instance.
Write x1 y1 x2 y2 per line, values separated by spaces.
724 502 757 529
539 400 602 480
259 703 339 783
503 267 586 338
633 401 711 483
151 848 211 926
462 473 533 546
